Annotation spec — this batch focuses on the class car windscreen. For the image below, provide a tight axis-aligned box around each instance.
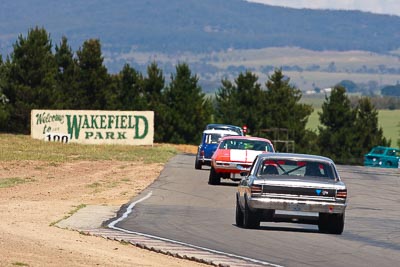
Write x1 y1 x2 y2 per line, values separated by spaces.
219 139 273 152
257 159 337 180
371 147 385 154
386 149 400 157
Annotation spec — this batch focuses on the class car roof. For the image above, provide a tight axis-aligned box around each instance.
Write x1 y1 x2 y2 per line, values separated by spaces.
202 129 240 135
206 123 241 129
371 146 399 151
219 135 272 143
206 124 243 134
257 152 334 164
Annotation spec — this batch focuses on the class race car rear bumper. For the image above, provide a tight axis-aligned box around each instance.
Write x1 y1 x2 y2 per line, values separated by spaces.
248 196 347 214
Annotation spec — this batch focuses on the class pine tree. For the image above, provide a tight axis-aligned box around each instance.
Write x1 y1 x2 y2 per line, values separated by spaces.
214 71 265 134
143 62 164 108
235 71 265 134
318 86 356 163
142 62 166 142
3 27 58 133
76 39 110 109
264 69 313 152
0 56 10 130
54 36 79 109
117 64 145 110
353 97 390 158
214 78 240 125
163 63 212 144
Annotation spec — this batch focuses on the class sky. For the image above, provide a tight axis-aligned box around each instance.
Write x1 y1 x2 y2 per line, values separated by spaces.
246 0 400 16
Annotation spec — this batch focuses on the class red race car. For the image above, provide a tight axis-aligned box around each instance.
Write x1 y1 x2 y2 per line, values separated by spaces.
209 136 274 185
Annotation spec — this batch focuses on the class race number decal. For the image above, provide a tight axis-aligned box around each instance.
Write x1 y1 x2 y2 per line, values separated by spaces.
45 133 70 143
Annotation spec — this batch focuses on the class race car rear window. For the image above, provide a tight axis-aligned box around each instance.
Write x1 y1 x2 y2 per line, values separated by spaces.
205 134 222 144
258 159 336 179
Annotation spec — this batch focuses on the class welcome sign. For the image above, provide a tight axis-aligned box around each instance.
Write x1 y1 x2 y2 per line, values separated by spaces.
31 110 154 145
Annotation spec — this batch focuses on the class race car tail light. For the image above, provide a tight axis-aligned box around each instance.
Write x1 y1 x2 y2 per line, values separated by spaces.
251 184 262 195
336 189 347 199
200 150 204 157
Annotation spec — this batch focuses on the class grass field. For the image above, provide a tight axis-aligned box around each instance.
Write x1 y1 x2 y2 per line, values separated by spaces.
132 47 400 92
307 109 400 148
0 134 179 162
210 47 400 69
205 47 400 90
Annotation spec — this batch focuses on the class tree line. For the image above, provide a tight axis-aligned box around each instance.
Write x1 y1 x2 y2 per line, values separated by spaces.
0 27 394 164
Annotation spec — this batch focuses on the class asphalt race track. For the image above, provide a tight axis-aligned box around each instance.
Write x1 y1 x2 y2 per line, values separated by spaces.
114 153 400 267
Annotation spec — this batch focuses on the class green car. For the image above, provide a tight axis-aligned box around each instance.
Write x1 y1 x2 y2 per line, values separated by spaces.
364 146 400 168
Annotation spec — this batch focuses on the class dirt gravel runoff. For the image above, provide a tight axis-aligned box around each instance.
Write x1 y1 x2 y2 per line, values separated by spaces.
0 146 208 267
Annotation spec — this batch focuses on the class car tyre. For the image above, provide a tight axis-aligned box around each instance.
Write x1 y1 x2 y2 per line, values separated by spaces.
208 167 220 185
328 213 345 234
195 157 202 170
243 198 260 229
235 195 244 227
319 213 344 235
318 213 329 233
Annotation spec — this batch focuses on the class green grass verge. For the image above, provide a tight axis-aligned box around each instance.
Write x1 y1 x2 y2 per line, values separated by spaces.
0 177 28 188
12 262 29 266
0 134 178 163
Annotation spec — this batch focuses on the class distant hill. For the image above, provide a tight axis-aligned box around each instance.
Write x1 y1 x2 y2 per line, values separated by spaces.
1 0 400 93
1 0 400 55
